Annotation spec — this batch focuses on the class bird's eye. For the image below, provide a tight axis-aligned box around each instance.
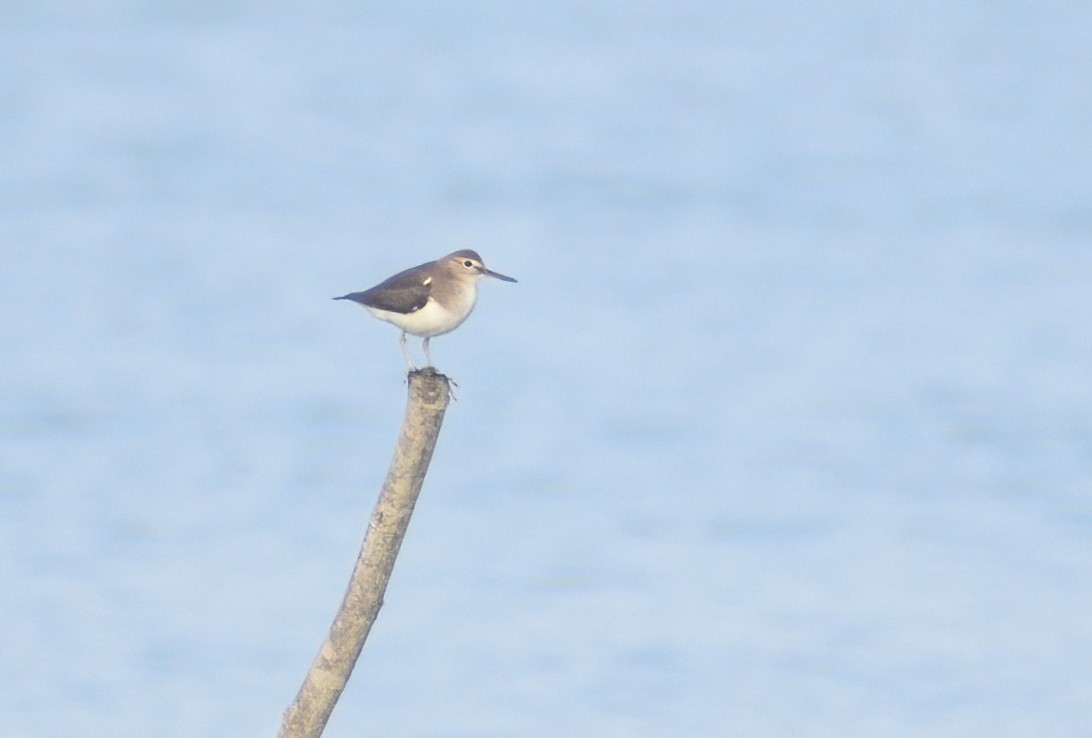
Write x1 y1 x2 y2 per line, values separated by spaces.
463 260 473 268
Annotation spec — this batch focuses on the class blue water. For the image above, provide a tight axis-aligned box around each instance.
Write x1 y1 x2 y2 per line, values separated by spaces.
3 2 1092 736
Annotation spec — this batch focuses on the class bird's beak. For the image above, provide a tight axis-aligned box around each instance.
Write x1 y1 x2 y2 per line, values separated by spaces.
484 267 517 283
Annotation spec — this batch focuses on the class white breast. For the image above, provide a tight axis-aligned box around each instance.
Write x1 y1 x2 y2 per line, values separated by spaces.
366 287 478 338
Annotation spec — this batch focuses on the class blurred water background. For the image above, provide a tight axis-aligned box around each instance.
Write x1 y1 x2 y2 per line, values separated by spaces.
3 2 1092 736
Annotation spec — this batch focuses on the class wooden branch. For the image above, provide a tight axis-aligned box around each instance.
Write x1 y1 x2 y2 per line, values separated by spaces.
278 368 452 737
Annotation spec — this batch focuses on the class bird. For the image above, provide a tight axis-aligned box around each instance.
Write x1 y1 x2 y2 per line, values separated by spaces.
335 249 517 369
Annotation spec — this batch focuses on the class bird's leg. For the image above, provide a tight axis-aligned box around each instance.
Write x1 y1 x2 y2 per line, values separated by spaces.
399 331 416 370
422 337 434 367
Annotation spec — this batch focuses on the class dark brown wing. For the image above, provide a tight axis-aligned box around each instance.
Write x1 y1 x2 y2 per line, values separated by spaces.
334 265 432 314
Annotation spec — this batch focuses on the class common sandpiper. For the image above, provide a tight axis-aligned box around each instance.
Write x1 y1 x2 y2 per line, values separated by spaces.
335 249 517 369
